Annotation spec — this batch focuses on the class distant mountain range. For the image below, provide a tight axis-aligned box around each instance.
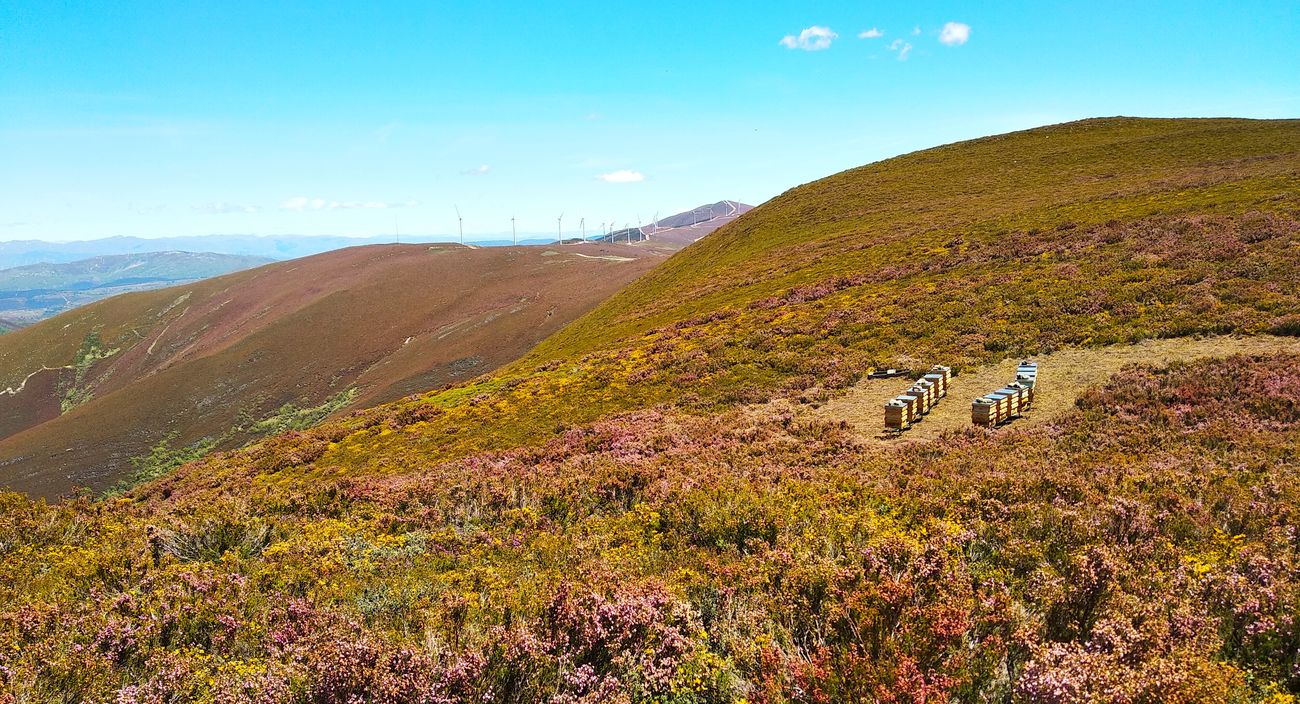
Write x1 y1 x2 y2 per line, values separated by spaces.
596 201 753 245
0 251 271 326
0 208 751 269
0 235 427 269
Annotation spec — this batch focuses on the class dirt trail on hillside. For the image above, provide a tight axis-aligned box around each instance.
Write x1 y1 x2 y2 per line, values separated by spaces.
814 335 1300 444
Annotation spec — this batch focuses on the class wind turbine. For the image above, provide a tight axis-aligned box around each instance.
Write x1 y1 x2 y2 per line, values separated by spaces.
511 215 517 246
649 211 659 240
636 213 642 243
579 217 585 243
556 212 564 244
454 205 464 245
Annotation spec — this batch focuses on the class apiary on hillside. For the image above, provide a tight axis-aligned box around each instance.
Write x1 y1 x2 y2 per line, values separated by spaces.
883 365 952 431
972 361 1037 427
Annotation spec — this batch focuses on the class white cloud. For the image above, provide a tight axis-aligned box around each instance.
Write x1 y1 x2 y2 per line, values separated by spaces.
280 197 418 211
858 28 883 39
280 197 314 211
460 164 491 176
597 170 645 184
939 21 971 46
193 201 259 214
779 25 837 51
912 25 922 36
888 39 913 61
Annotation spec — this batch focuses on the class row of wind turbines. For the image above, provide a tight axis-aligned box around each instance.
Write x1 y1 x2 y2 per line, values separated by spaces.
396 202 736 246
449 207 661 246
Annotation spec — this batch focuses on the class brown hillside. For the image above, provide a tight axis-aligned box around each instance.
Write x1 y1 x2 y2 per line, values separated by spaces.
0 242 669 497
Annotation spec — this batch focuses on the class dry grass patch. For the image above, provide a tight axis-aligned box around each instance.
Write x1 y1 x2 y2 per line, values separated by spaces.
814 334 1300 443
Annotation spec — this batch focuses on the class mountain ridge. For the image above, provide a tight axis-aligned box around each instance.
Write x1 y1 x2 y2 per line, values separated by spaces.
597 201 754 245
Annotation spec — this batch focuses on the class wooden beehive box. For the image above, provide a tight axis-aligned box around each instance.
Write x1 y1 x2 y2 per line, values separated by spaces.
913 380 935 408
1017 362 1038 384
903 394 921 422
885 400 909 429
994 389 1015 417
972 396 997 426
918 381 937 409
929 365 952 389
1014 386 1029 412
913 385 936 413
998 388 1024 417
990 391 1013 422
923 373 947 397
1009 381 1033 408
895 394 917 422
903 388 928 414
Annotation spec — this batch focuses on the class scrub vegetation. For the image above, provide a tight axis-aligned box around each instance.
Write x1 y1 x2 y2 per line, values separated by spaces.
2 117 1299 702
59 331 119 413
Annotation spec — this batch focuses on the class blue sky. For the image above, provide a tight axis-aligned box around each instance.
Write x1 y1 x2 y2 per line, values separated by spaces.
1 1 1297 242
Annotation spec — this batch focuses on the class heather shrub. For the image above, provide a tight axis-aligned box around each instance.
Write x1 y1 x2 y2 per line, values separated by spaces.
4 356 1300 701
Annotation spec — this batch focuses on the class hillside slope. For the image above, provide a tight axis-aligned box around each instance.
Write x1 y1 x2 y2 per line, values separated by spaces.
0 251 271 325
302 117 1300 474
0 242 670 496
3 118 1300 701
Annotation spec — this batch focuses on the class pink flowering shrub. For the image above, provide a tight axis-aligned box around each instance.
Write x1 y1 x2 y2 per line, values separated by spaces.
3 354 1300 701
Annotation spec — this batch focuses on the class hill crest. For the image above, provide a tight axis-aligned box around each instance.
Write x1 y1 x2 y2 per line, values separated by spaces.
597 201 753 245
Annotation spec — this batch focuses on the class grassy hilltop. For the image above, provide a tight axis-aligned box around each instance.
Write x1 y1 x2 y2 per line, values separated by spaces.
2 117 1300 702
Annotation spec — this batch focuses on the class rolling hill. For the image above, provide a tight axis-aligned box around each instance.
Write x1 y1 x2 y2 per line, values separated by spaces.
3 118 1300 701
0 251 272 325
0 242 672 496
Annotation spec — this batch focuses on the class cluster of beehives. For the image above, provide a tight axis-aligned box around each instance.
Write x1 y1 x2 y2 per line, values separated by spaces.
971 361 1038 427
883 365 952 430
